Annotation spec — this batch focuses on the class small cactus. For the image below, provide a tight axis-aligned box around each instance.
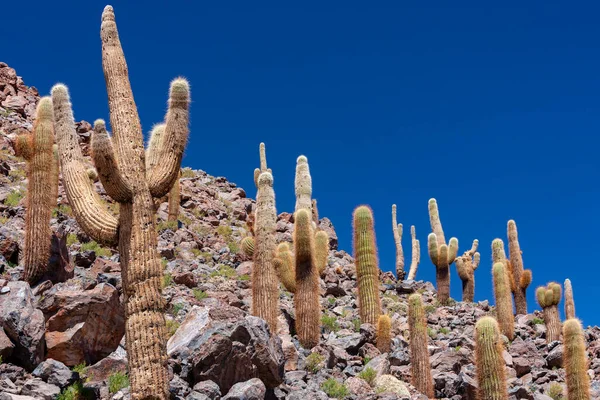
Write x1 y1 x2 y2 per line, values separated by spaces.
314 230 329 276
391 204 405 280
564 278 576 320
294 155 312 213
353 205 382 325
427 198 458 304
408 294 434 398
455 239 480 302
492 262 515 340
536 282 562 343
507 220 532 315
274 242 296 293
562 319 591 400
474 316 509 400
376 314 392 353
167 171 181 225
407 225 420 280
240 236 255 257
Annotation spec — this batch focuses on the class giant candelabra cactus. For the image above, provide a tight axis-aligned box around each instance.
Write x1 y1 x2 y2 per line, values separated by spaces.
506 220 532 315
455 240 480 302
51 6 190 398
294 155 312 213
536 282 562 343
391 204 405 280
427 198 458 304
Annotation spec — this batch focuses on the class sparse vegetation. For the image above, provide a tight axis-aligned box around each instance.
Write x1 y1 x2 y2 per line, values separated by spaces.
546 383 565 400
321 315 340 333
358 367 377 386
305 352 325 373
57 382 91 400
321 378 349 399
427 327 437 339
157 220 178 233
181 167 195 178
439 327 450 335
193 289 208 301
80 240 111 257
352 318 361 332
72 362 87 374
53 204 72 217
4 190 24 207
66 233 79 247
166 319 180 337
171 303 184 315
532 317 544 325
210 264 237 278
162 273 173 288
108 371 129 394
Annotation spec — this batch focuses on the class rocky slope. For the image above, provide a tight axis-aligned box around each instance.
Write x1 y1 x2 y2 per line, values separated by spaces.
1 62 599 400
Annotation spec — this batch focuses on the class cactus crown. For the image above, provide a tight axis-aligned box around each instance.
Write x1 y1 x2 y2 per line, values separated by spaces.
537 282 562 308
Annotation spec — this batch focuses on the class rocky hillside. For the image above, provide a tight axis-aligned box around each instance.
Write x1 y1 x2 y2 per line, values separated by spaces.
1 62 599 400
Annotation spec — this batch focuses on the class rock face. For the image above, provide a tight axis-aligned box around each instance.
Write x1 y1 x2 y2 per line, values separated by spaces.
32 358 78 389
39 283 125 366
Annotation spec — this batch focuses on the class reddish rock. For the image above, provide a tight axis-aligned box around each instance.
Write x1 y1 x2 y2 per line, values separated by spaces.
0 327 15 359
173 271 196 288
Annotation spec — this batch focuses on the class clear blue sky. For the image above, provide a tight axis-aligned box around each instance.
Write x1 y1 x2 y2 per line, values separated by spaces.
2 2 598 326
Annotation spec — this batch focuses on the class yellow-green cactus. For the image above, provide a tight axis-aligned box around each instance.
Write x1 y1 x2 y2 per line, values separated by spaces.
507 220 532 315
536 282 562 343
564 279 576 320
563 319 591 400
314 230 329 276
492 262 515 340
376 314 392 353
475 316 509 400
455 239 480 302
408 294 434 398
241 236 255 258
427 198 458 304
274 242 296 293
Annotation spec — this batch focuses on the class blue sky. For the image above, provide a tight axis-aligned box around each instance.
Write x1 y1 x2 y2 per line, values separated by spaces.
1 2 598 326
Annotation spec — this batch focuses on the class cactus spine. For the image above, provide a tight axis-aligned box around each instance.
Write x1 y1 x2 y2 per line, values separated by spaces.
474 317 509 400
563 319 591 400
167 171 181 223
506 220 532 315
314 230 329 276
353 206 382 325
22 97 57 283
376 314 392 353
294 155 312 212
294 209 320 348
455 240 480 302
241 236 255 257
407 225 420 280
564 278 576 320
408 294 434 398
391 204 405 280
427 198 458 304
492 262 515 340
273 242 296 293
536 282 562 343
51 7 190 397
14 132 34 161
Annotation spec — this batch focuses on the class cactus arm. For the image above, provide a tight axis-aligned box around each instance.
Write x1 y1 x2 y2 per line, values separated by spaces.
427 233 439 265
167 172 180 223
14 132 34 161
492 262 515 340
428 198 446 245
51 84 119 245
259 142 267 171
91 119 132 202
147 78 190 198
407 225 420 280
391 204 405 280
448 237 458 263
294 155 312 212
314 230 329 276
145 124 164 171
507 220 530 314
564 279 576 320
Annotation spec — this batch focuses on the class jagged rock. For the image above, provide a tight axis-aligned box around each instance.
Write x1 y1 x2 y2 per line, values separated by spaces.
286 389 328 400
364 353 390 377
546 344 563 369
41 232 73 284
222 378 266 400
191 380 221 399
374 374 410 397
0 327 15 359
21 378 61 400
0 395 38 400
32 358 78 389
346 376 372 396
0 281 45 370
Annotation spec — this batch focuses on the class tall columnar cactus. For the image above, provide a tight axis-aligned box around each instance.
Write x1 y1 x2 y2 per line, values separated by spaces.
536 282 562 343
314 230 329 276
455 240 480 302
562 319 591 400
294 155 312 212
253 142 271 188
51 7 190 398
492 262 515 340
167 171 181 224
507 220 532 315
294 209 320 348
564 279 576 320
273 242 296 293
22 98 57 284
311 199 319 226
353 206 382 325
475 317 509 400
407 225 420 280
376 314 392 353
427 198 458 304
408 294 434 398
391 204 405 280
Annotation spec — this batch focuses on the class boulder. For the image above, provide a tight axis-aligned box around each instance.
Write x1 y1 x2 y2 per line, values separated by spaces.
20 378 61 400
32 358 78 388
222 378 266 400
374 374 410 397
0 327 15 359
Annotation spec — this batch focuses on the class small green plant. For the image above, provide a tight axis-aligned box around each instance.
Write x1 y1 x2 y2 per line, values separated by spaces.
546 382 565 400
171 303 184 314
321 378 349 399
327 297 336 306
532 317 544 325
424 305 436 314
216 225 232 239
80 240 111 257
166 319 180 337
210 264 237 278
358 367 377 386
427 327 437 339
193 289 208 301
156 220 178 233
53 204 72 217
108 371 129 394
0 216 8 225
66 233 79 247
321 315 340 333
4 190 24 207
352 318 361 332
227 241 239 254
0 355 3 364
181 167 195 178
72 362 87 374
57 382 90 400
161 258 168 268
363 356 372 365
162 273 173 288
305 352 325 373
239 274 250 281
8 168 26 180
439 327 450 335
179 214 192 226
454 346 462 352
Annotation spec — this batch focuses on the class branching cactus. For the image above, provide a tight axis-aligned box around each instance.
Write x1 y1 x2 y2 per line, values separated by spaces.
427 198 458 304
564 278 576 320
455 240 480 302
408 294 434 398
475 317 509 400
294 155 312 213
314 230 329 276
273 242 296 293
253 142 271 188
536 282 562 343
51 7 190 397
492 262 515 340
22 98 57 284
507 220 532 315
391 204 405 280
563 319 591 400
294 209 320 348
353 206 382 325
407 225 420 280
376 314 392 353
167 171 181 224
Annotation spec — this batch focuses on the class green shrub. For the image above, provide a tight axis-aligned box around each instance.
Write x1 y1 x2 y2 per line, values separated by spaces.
166 319 180 337
546 382 565 400
80 240 111 257
8 168 26 180
327 297 336 306
193 289 208 301
439 327 450 335
239 274 250 281
162 273 173 288
427 327 437 339
57 382 84 400
227 241 239 254
210 264 237 278
358 367 377 386
181 167 195 178
424 305 436 314
171 303 184 314
157 220 178 233
305 352 325 373
216 225 232 239
532 317 544 325
72 362 87 374
4 190 24 207
108 371 129 394
352 318 361 332
321 315 340 333
321 378 349 399
53 204 72 217
66 233 79 247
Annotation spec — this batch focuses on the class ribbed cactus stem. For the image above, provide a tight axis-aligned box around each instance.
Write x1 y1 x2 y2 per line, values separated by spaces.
259 142 267 171
14 132 34 161
274 242 296 293
23 97 56 283
507 220 532 315
564 279 576 320
475 317 509 400
427 198 458 304
145 124 165 172
563 319 591 400
314 230 329 276
240 236 255 258
353 206 382 325
492 262 515 340
294 209 320 348
253 172 279 332
455 240 480 302
536 282 562 343
407 225 420 280
408 294 434 398
294 155 312 212
311 199 319 226
376 314 392 353
391 204 405 280
167 172 180 223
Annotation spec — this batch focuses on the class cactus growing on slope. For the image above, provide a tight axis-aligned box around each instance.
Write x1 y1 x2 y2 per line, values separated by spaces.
314 230 329 276
492 262 515 340
455 239 480 302
167 171 181 223
391 204 405 280
376 314 392 353
407 225 420 280
507 220 532 315
564 278 576 320
273 242 296 293
294 209 320 348
562 319 591 400
22 97 57 284
294 155 312 213
353 205 382 325
536 282 562 343
51 6 190 397
241 236 255 257
408 294 434 398
427 198 458 304
475 316 509 400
